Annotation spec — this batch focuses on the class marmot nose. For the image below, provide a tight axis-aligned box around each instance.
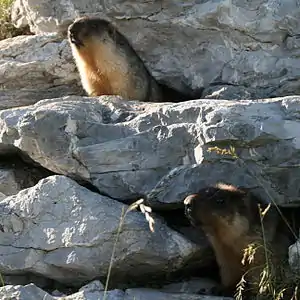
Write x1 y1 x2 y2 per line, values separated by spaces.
68 25 78 39
184 194 197 216
68 24 84 47
184 194 198 206
184 197 191 206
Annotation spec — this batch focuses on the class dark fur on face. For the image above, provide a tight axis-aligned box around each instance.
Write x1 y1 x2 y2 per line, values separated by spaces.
184 183 267 232
68 17 127 49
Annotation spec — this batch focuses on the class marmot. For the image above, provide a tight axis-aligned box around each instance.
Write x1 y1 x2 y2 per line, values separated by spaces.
184 183 295 298
68 16 164 102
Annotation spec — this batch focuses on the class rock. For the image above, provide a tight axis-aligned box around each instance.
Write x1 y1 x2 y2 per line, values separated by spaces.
1 95 300 205
0 175 205 286
0 87 83 111
160 278 219 295
51 289 66 297
79 280 104 292
0 164 18 195
0 154 52 196
0 34 82 108
0 284 234 300
201 85 271 101
0 95 181 200
289 238 300 274
0 283 124 300
124 288 232 300
63 288 124 300
10 0 300 99
146 163 261 208
1 274 51 289
0 284 54 300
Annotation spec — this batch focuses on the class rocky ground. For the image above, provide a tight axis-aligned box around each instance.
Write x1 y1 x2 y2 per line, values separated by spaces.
1 0 300 299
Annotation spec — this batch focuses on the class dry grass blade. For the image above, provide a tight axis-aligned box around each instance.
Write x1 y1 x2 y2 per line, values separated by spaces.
103 198 156 299
275 288 286 300
127 198 144 212
128 199 155 233
242 243 257 266
140 203 152 213
235 275 246 300
103 206 126 300
291 286 298 300
260 203 271 218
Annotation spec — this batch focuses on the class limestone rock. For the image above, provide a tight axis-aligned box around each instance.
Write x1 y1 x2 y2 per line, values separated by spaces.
0 284 53 300
0 95 300 205
0 168 20 195
0 175 204 286
11 0 300 99
0 34 82 108
79 280 104 292
160 278 219 295
0 155 52 196
0 283 124 300
0 283 233 300
63 289 124 300
124 288 233 300
289 238 300 274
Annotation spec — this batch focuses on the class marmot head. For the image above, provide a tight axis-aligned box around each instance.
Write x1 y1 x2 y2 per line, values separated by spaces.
184 183 263 233
68 17 120 49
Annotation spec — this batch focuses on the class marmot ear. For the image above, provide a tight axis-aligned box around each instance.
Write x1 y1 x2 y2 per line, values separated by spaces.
215 182 241 193
107 23 117 38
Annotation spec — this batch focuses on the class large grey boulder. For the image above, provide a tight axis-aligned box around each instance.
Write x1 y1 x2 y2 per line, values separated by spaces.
0 283 233 300
62 288 125 300
0 283 124 300
0 175 205 286
124 288 232 300
0 34 82 108
10 0 300 99
0 95 299 205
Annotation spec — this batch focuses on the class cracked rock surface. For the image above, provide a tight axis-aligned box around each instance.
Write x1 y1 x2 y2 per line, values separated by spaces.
0 95 299 205
0 175 205 286
1 1 300 298
0 283 232 300
9 0 300 99
0 34 83 108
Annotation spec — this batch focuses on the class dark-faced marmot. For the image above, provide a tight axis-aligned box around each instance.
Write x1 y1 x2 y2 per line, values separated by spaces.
68 16 164 102
184 183 295 298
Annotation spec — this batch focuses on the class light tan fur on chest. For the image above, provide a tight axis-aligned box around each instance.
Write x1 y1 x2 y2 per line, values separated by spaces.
71 39 136 99
206 213 263 288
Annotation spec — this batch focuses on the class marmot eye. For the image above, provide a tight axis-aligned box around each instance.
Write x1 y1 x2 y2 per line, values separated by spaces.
216 198 224 203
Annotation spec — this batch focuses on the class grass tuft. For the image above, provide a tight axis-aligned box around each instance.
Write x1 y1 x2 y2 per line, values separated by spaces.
208 145 300 299
0 0 31 40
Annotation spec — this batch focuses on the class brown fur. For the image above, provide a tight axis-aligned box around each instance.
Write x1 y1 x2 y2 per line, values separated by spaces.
68 16 163 102
184 183 293 297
